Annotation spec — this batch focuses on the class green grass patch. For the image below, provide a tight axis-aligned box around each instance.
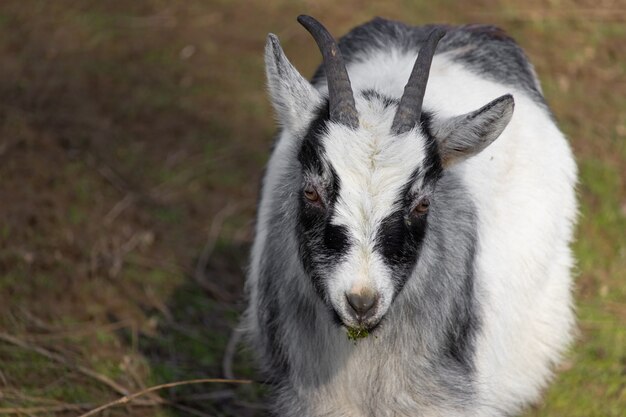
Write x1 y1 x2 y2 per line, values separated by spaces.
346 326 370 342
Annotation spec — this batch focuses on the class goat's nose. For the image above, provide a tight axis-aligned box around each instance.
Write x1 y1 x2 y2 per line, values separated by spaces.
346 291 378 320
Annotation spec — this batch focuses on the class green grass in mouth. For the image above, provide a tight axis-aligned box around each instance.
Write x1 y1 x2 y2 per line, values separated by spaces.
346 326 370 341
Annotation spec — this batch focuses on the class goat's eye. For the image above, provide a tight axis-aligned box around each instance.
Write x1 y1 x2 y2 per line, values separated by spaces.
412 198 430 216
304 186 320 203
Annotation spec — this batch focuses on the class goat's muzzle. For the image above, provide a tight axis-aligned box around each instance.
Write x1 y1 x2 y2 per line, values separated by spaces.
345 290 379 325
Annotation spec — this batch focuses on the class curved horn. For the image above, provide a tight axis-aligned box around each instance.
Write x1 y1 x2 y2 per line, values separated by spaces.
391 28 446 135
297 15 359 129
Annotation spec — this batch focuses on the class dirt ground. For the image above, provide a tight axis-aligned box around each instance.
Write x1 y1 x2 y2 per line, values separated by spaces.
0 1 624 416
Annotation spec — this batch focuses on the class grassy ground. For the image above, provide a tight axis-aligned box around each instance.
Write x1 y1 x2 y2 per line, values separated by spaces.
0 1 624 416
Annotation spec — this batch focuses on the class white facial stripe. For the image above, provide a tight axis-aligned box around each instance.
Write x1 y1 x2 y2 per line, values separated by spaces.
320 95 429 320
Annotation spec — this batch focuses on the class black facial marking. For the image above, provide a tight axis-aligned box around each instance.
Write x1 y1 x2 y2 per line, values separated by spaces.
324 222 350 252
375 172 429 294
299 212 351 301
296 101 352 304
361 89 399 109
298 101 330 175
419 111 444 184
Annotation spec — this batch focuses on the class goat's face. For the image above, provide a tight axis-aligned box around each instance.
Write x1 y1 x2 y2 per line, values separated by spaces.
265 28 514 332
296 93 442 330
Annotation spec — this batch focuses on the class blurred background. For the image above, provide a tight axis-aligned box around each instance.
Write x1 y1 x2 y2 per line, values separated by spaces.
0 0 624 416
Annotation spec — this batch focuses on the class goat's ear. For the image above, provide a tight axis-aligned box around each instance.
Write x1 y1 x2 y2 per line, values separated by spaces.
432 94 514 168
265 34 322 134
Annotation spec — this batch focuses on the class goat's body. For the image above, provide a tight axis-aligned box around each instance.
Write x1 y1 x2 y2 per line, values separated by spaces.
245 18 577 417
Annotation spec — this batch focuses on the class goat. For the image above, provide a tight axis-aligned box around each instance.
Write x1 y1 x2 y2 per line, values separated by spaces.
244 15 577 417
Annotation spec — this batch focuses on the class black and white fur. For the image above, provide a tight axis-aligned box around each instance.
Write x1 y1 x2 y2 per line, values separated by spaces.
244 17 577 417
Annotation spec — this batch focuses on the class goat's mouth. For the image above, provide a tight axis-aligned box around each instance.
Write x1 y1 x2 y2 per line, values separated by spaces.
335 312 383 335
343 317 384 341
330 299 386 336
346 325 370 341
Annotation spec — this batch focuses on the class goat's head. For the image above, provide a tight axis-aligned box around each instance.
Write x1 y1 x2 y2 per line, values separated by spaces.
265 16 514 332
